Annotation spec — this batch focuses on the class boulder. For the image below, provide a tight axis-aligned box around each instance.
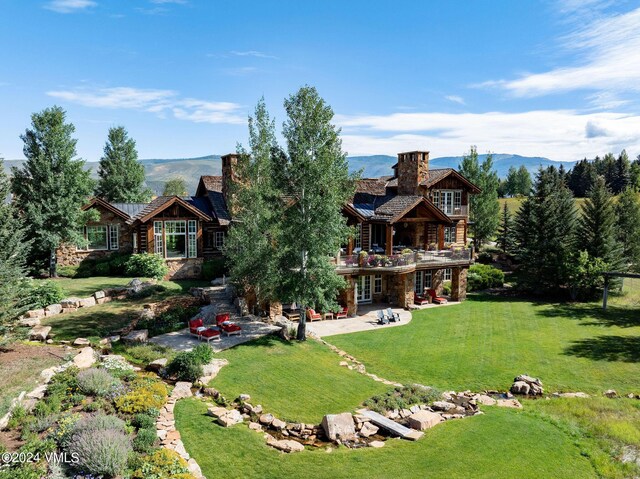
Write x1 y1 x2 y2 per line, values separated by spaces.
147 358 168 372
96 297 111 305
557 392 590 399
238 393 251 402
26 385 48 400
271 439 305 453
29 325 51 342
73 347 96 369
321 413 356 441
123 329 148 343
510 381 531 395
431 401 456 412
201 359 229 378
73 338 91 346
271 418 286 430
604 389 617 398
217 409 243 427
206 406 228 418
359 422 379 438
19 317 40 328
496 399 523 409
369 440 385 448
128 278 143 291
259 414 274 426
249 422 262 431
94 290 106 300
45 304 62 316
26 309 45 319
407 410 444 431
202 387 219 398
40 367 57 383
474 394 497 406
172 382 193 399
60 298 82 308
79 297 97 308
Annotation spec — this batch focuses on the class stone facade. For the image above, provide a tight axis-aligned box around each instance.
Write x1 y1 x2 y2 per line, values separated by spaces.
165 258 204 280
56 207 132 267
397 151 429 196
450 267 467 301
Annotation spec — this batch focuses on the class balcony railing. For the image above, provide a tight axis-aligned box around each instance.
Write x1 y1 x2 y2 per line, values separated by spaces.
335 248 472 270
439 204 468 217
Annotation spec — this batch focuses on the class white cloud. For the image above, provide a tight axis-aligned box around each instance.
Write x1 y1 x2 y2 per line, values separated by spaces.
482 7 640 100
335 110 640 161
230 50 278 59
444 95 465 105
47 86 245 125
44 0 96 13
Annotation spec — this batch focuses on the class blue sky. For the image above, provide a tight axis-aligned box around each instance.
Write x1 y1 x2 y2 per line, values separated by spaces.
1 0 639 162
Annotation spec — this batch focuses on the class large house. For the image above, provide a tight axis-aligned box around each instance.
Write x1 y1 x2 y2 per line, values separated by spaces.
58 150 479 311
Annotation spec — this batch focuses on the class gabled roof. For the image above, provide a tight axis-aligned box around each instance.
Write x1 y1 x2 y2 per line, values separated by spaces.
133 196 212 224
111 203 148 218
196 175 223 196
371 195 451 223
207 191 231 225
82 197 132 221
420 168 481 193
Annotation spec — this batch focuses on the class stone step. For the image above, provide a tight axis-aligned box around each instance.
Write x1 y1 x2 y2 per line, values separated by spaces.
356 409 424 441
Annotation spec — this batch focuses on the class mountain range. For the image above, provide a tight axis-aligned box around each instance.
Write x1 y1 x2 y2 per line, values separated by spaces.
3 153 576 196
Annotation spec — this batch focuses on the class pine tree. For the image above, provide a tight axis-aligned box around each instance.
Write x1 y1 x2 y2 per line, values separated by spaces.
0 158 32 331
275 86 358 340
631 157 640 191
496 203 515 254
459 147 500 248
614 187 640 272
224 98 282 307
613 149 631 194
601 153 617 190
96 126 151 202
162 177 188 196
11 106 95 276
578 175 622 272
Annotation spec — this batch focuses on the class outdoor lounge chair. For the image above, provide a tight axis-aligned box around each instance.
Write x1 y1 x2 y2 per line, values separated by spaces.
188 318 206 338
414 292 429 305
427 289 448 304
376 310 389 325
199 328 221 343
335 306 348 319
216 313 242 336
307 309 322 322
387 307 400 322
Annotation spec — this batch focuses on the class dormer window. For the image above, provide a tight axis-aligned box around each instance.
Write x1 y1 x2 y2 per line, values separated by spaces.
432 189 462 215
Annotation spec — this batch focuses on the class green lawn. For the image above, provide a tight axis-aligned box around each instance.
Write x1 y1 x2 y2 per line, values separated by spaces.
329 294 640 394
42 276 145 298
176 397 596 479
211 336 389 423
40 278 209 340
499 196 587 214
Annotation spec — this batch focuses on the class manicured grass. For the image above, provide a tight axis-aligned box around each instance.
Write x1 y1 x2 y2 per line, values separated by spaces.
329 294 640 394
41 278 209 340
527 397 640 478
176 398 597 479
499 196 587 214
38 276 207 298
211 336 390 423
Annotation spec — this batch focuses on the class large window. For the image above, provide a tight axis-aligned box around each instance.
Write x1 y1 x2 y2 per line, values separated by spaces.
109 225 119 250
188 220 197 258
165 221 187 258
415 270 424 294
370 224 386 250
154 222 163 255
433 190 462 215
444 268 452 281
354 224 362 250
86 226 108 250
374 274 382 294
444 226 456 243
215 231 224 250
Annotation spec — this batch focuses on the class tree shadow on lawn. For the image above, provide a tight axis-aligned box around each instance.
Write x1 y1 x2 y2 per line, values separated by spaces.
564 335 640 363
534 301 640 329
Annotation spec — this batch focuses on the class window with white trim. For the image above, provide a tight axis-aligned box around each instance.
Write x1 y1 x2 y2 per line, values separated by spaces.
133 231 138 252
109 225 119 250
354 224 361 250
165 221 187 258
415 270 424 294
444 226 456 243
86 225 108 251
425 270 433 289
188 220 197 258
444 268 452 281
214 231 224 250
454 191 462 212
154 221 163 255
433 190 463 215
374 274 382 294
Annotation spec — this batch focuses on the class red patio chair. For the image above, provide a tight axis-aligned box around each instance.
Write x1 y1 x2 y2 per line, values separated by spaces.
189 318 205 338
216 313 242 336
199 328 221 343
335 306 348 319
215 313 230 326
427 288 448 304
307 309 322 322
414 292 429 305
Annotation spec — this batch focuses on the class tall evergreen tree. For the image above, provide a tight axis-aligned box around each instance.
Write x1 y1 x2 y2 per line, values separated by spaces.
274 86 357 340
96 126 151 202
578 175 622 272
513 167 578 291
224 98 282 307
630 157 640 191
504 166 517 196
601 153 617 190
612 149 631 194
162 177 188 196
615 187 640 272
496 203 515 254
515 165 532 196
11 106 95 276
459 146 500 248
0 158 31 331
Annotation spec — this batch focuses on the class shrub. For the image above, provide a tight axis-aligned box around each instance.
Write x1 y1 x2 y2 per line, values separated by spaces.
26 413 58 433
7 405 27 429
68 428 132 477
133 426 157 453
467 264 505 292
51 412 82 448
191 343 214 365
132 412 156 429
363 385 441 414
476 251 494 264
77 368 121 397
126 253 168 280
108 252 132 275
166 352 203 382
117 344 175 365
130 448 191 479
25 280 65 309
56 265 78 278
72 413 127 436
138 306 200 337
95 262 111 275
201 257 227 281
114 381 168 415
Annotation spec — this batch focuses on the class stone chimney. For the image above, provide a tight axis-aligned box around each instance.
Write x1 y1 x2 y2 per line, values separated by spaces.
221 153 239 203
396 151 429 196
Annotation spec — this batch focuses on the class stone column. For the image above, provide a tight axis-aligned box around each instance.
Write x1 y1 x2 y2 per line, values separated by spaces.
269 301 283 322
451 267 468 301
345 277 357 316
432 269 444 295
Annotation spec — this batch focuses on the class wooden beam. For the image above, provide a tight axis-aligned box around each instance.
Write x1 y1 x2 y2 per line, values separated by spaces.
385 225 393 256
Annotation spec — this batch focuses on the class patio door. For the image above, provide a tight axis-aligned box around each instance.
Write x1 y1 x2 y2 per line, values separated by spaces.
441 191 454 215
356 275 372 304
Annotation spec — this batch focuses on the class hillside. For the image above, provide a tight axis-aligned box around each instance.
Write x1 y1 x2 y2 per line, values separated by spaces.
3 153 575 196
